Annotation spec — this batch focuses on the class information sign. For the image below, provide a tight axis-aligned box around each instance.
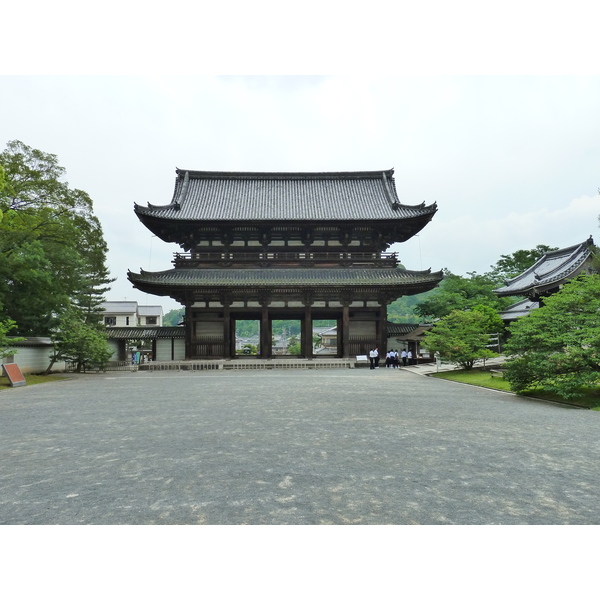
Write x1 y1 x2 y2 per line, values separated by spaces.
2 364 26 387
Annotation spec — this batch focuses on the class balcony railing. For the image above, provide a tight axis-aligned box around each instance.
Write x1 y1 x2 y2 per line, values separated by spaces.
173 251 398 268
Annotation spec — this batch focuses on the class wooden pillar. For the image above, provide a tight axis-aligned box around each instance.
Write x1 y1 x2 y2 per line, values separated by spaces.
223 303 231 359
302 303 313 358
260 301 271 359
378 302 388 356
341 303 350 358
184 302 193 359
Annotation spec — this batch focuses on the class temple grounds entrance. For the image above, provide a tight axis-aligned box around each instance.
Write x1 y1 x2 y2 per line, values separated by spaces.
1 369 599 525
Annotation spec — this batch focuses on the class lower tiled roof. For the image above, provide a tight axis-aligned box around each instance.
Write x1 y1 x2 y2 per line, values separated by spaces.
128 267 443 288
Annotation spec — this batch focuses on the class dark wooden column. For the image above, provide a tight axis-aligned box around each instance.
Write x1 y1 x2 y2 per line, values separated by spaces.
259 296 272 359
377 301 388 356
222 301 232 359
302 303 313 359
184 301 193 359
341 302 351 358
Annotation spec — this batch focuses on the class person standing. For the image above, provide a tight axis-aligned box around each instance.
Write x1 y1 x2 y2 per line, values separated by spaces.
401 348 407 367
407 349 413 365
369 348 376 369
374 347 380 368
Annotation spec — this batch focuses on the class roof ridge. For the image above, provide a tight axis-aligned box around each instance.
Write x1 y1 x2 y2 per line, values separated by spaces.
174 168 395 180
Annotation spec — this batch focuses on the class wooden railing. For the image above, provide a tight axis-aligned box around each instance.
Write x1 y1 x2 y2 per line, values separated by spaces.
173 251 398 268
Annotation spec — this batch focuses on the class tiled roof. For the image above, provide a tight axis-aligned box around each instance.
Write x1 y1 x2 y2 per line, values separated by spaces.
128 267 443 288
493 237 596 297
499 299 539 321
393 325 433 341
386 322 421 336
135 169 437 222
104 327 185 340
101 301 138 313
137 305 163 316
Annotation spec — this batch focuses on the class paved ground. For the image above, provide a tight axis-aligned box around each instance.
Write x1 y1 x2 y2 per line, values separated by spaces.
1 366 599 524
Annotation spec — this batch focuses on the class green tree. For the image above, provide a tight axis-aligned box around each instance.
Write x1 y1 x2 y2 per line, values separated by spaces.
415 270 512 321
50 308 113 373
503 275 600 400
163 308 184 327
287 335 301 355
423 309 499 370
0 140 112 336
0 319 25 360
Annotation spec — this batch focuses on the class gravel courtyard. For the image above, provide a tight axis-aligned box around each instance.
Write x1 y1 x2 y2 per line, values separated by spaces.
1 367 599 525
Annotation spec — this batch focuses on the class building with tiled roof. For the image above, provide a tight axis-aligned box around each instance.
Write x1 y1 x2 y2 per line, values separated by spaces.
100 301 164 327
129 169 442 359
493 237 596 302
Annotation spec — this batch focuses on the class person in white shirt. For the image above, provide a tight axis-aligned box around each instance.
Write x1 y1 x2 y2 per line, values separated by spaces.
401 349 407 366
369 348 376 369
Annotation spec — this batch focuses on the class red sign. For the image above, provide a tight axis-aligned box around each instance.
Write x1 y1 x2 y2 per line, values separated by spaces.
2 364 26 387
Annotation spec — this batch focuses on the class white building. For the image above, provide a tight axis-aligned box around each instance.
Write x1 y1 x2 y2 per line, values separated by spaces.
101 301 163 327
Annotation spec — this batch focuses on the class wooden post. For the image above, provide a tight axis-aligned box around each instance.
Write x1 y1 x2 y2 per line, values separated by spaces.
302 303 313 358
184 302 193 359
342 303 350 358
378 302 388 356
260 301 271 359
223 303 231 359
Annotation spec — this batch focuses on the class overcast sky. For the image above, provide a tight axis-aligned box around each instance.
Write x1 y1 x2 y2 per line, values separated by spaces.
2 5 599 315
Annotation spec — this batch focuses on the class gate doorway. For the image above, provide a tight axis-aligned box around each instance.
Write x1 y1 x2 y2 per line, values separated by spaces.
234 319 260 356
272 320 301 356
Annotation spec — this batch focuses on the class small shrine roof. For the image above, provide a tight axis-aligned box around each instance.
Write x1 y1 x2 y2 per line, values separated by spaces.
134 169 437 222
493 237 596 298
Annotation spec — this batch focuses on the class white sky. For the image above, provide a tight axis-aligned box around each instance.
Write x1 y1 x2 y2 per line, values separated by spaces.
2 3 600 316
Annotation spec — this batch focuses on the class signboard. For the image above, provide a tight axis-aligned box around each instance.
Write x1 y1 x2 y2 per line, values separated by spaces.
356 355 368 362
2 363 26 387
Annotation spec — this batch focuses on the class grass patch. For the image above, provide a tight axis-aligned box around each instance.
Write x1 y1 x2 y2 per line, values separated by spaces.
431 368 600 409
0 373 71 390
430 369 513 392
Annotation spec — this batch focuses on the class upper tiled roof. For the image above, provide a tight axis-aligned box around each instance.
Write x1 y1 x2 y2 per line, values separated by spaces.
134 169 437 222
493 237 596 297
128 267 443 288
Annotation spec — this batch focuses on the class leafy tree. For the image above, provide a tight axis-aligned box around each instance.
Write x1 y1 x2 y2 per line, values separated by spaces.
422 309 499 370
388 289 436 323
470 304 505 334
49 309 113 373
415 270 513 321
163 308 184 327
0 141 112 336
0 319 25 360
287 335 302 355
503 275 600 400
